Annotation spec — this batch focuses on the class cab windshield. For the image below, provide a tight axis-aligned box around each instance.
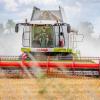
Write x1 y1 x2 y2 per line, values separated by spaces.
32 25 54 48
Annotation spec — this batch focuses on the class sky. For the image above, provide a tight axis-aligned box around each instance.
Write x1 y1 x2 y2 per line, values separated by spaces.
0 0 100 24
0 0 100 56
0 0 100 29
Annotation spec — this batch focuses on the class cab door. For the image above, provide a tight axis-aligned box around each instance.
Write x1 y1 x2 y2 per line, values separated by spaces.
22 25 31 47
54 25 59 47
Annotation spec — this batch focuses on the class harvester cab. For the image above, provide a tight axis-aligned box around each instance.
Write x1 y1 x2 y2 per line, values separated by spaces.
15 21 76 56
15 7 79 60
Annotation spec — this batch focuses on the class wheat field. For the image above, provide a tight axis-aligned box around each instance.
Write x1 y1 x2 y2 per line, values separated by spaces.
0 78 99 100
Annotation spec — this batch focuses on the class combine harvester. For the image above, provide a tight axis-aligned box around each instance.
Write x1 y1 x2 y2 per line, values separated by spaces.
0 7 100 78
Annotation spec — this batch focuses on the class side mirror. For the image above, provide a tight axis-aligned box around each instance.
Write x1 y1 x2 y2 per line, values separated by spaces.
67 24 71 33
15 24 19 33
60 32 64 35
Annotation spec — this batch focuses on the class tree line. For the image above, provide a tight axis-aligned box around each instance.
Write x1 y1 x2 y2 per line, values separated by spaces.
0 19 15 34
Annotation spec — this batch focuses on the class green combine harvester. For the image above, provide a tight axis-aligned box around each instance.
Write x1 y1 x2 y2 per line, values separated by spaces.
0 7 100 78
15 6 79 60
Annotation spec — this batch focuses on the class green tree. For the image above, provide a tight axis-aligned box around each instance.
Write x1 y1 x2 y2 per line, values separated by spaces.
0 23 4 34
79 22 94 37
6 19 15 33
